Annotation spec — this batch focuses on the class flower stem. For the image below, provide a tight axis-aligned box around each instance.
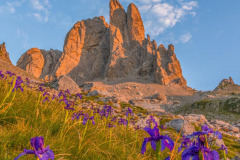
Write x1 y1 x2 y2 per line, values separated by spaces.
156 141 161 160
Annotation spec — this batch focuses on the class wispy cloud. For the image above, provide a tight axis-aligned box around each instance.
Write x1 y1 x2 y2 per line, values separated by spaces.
133 0 198 37
179 32 192 43
17 29 29 49
0 0 25 14
30 0 51 22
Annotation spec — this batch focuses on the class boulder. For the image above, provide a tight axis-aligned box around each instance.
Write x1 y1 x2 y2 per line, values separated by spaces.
88 90 99 97
51 75 81 94
165 119 196 136
151 93 167 101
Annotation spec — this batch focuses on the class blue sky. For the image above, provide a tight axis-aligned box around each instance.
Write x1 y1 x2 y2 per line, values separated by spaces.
0 0 240 91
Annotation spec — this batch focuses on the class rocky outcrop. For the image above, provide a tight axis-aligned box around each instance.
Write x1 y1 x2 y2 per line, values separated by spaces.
17 48 62 81
165 119 196 136
105 0 186 86
51 75 81 94
18 0 187 87
127 3 145 44
214 77 240 92
51 16 110 85
0 42 12 64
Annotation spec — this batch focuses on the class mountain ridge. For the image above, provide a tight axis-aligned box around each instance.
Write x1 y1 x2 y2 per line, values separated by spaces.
17 0 186 87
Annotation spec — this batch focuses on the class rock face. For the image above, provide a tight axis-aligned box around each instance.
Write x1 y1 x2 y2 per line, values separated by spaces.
0 42 12 64
17 48 62 81
51 16 110 85
18 0 187 87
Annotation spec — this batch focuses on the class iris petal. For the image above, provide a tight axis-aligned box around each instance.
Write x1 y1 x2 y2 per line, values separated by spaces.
151 140 156 150
141 137 152 154
41 149 55 160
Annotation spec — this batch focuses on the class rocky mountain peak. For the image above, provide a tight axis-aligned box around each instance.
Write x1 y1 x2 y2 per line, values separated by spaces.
0 42 12 64
110 0 124 19
127 3 145 45
17 0 187 87
220 77 235 86
214 76 240 92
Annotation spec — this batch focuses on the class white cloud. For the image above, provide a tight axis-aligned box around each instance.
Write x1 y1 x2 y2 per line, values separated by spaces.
136 0 198 37
139 4 152 12
30 0 51 22
0 1 24 14
179 32 192 43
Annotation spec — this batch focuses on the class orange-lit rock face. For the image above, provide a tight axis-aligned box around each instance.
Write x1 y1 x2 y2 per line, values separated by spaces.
17 0 187 87
17 48 44 78
52 16 110 85
17 48 62 80
127 3 145 45
0 42 12 64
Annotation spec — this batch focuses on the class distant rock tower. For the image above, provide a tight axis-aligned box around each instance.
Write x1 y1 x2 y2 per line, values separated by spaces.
0 42 12 64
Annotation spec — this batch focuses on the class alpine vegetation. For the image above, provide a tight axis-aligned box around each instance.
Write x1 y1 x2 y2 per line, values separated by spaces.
0 70 238 160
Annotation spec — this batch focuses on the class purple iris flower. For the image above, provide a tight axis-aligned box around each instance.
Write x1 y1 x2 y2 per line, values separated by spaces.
179 136 192 152
134 125 140 130
14 136 54 160
111 117 117 122
72 111 84 120
165 157 170 160
182 145 200 160
89 116 95 125
76 93 82 100
104 105 114 117
42 97 49 103
52 94 57 100
64 101 75 110
214 131 222 139
218 144 228 154
82 114 89 125
0 71 5 78
146 116 158 128
25 77 31 86
141 125 174 155
107 123 116 128
118 118 128 126
65 89 70 95
93 108 100 114
43 91 50 97
82 114 95 125
37 87 45 92
12 76 24 92
5 71 15 77
202 147 220 160
201 125 222 139
58 91 65 98
125 107 134 117
40 83 45 87
160 125 167 130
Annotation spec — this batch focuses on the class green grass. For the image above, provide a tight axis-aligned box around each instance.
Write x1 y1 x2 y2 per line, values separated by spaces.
0 76 239 159
120 102 148 114
0 78 174 160
175 98 240 122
